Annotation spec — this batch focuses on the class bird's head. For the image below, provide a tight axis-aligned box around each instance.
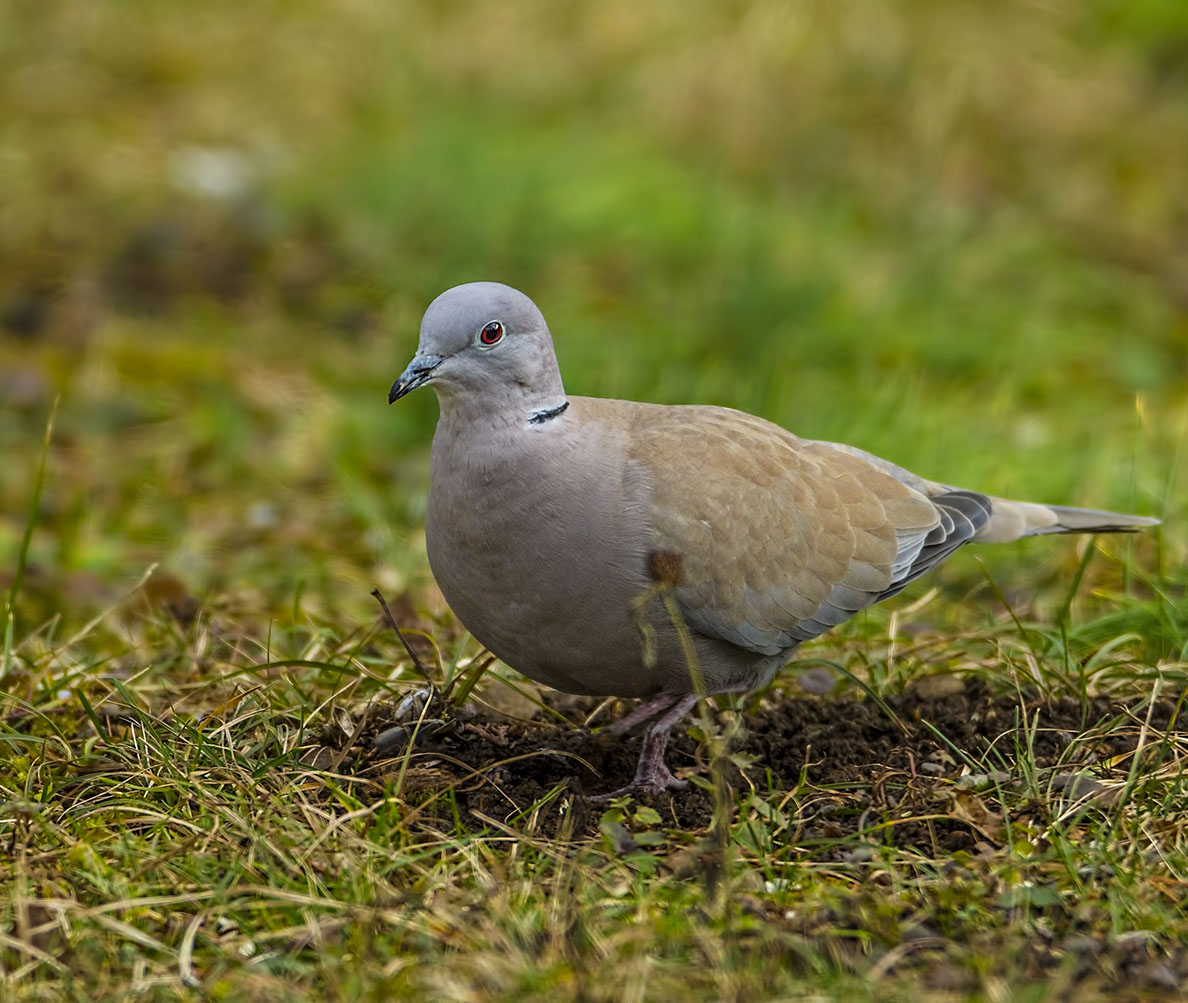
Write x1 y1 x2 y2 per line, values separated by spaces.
389 282 566 418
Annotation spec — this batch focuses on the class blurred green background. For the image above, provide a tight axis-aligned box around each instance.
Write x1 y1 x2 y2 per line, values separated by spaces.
1 0 1184 633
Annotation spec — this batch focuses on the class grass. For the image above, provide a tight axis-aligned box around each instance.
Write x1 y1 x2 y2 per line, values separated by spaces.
2 0 1188 998
3 606 1187 1000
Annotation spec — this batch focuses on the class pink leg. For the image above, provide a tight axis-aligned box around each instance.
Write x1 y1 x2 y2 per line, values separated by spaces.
592 692 701 801
602 692 683 736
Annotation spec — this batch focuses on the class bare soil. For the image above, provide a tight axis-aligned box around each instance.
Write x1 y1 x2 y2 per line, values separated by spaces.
348 680 1178 844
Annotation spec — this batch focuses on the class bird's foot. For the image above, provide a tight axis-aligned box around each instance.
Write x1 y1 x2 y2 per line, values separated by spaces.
588 760 689 803
589 694 701 802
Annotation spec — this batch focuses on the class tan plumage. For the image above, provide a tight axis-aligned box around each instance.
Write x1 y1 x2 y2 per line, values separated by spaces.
634 406 941 652
390 282 1160 796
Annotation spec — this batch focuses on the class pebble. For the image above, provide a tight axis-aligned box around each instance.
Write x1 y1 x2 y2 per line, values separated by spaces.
373 718 447 756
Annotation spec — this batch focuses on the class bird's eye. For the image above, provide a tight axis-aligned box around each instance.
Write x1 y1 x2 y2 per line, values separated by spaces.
478 321 504 347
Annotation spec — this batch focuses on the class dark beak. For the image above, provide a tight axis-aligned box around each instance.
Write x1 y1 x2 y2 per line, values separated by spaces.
388 354 444 403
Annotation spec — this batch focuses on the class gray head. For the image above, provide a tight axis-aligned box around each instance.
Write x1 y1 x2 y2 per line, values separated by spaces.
389 282 567 419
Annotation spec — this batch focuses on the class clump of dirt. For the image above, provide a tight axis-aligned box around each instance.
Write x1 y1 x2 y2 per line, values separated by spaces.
345 680 1181 843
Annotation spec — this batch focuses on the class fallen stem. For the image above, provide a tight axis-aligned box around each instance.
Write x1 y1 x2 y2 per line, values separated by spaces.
371 587 433 683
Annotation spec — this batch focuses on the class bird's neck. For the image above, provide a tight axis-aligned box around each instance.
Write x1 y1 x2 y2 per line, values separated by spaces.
435 368 568 429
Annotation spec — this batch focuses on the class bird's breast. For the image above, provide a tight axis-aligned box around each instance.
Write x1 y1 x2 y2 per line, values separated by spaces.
423 424 658 695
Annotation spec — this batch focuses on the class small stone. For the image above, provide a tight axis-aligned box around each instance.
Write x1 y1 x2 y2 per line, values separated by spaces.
477 678 543 720
395 687 436 722
374 719 447 756
909 674 965 700
796 667 836 695
300 746 337 771
373 725 410 756
1138 961 1180 990
1050 772 1108 801
956 770 1011 790
1061 935 1102 956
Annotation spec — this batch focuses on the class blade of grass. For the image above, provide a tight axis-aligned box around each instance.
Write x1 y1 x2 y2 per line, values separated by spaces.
1057 535 1099 630
3 396 58 684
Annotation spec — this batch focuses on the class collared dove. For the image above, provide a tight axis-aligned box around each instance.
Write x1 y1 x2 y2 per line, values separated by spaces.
389 282 1159 798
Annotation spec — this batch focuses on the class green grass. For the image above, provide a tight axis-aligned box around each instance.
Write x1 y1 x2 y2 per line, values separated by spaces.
2 0 1187 998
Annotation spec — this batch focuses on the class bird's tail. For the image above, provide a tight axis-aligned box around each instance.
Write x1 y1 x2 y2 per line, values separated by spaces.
976 498 1160 545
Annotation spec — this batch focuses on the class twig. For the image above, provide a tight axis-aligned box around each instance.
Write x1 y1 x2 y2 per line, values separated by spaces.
371 588 433 683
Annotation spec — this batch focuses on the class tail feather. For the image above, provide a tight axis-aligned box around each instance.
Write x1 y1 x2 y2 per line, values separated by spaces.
823 439 1162 546
977 499 1160 544
1039 504 1161 535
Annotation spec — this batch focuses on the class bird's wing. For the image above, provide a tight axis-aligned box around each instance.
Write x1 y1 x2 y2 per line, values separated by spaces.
628 404 990 655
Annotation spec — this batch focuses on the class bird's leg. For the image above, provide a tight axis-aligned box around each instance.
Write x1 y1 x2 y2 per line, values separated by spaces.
601 692 683 736
632 692 701 791
591 692 701 801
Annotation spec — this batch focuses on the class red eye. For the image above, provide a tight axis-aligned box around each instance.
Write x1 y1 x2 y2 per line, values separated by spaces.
479 321 504 346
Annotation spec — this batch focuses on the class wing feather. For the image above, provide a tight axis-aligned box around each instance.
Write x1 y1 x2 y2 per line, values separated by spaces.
630 406 986 654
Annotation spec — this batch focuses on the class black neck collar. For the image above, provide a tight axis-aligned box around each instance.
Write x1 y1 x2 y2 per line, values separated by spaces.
527 400 570 425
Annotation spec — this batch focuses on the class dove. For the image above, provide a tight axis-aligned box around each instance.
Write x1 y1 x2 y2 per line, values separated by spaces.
389 282 1159 798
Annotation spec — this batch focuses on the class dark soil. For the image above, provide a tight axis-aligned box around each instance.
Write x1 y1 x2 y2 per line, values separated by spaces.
345 680 1181 844
327 681 1188 993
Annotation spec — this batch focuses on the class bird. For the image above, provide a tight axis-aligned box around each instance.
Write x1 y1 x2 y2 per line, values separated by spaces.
389 281 1160 798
